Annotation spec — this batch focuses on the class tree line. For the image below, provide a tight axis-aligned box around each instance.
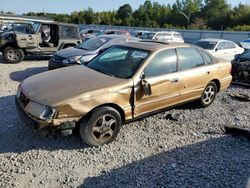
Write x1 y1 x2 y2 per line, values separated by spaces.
3 0 250 31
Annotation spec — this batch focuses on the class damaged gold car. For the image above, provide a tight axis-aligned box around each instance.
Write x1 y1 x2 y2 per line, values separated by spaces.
16 41 232 146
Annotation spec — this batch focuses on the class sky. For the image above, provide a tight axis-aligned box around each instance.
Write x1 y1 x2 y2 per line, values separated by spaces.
0 0 249 14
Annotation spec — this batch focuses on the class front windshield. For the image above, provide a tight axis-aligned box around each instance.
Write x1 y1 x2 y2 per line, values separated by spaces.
141 32 155 39
240 49 250 59
76 36 111 51
31 22 40 33
194 41 217 50
6 24 35 34
87 46 150 79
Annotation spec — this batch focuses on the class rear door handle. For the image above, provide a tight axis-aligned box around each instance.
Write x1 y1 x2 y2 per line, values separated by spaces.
206 71 211 74
170 78 180 83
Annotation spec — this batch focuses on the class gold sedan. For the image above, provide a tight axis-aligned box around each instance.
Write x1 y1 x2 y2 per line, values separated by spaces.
16 41 232 146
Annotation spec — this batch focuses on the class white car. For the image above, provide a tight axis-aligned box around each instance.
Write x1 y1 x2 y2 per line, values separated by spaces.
194 38 244 61
141 31 184 43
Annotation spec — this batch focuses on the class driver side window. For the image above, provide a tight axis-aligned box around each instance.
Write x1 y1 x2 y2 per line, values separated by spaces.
144 49 177 78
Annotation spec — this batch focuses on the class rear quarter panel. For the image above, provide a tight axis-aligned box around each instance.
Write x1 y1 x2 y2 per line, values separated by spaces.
214 58 232 91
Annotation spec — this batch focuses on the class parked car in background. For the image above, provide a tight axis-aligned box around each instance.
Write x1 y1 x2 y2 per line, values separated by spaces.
140 31 184 43
80 29 103 41
240 38 250 49
105 30 130 36
49 35 138 69
231 49 250 84
0 21 82 63
234 49 250 62
16 41 232 147
194 38 244 61
130 30 149 38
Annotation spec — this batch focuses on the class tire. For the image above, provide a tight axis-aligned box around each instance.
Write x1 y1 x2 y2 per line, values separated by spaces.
3 47 25 63
200 81 217 107
79 107 122 147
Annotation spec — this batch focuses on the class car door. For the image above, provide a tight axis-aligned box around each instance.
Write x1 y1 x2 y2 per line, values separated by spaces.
134 48 182 116
176 47 214 103
15 24 40 49
16 33 40 48
224 41 239 60
214 41 233 61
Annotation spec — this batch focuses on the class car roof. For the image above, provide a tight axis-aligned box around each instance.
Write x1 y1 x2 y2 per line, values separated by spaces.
118 40 191 52
95 34 131 39
147 31 181 34
198 38 233 43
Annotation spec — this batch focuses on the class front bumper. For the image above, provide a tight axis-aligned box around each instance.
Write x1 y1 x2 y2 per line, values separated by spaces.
15 97 43 130
15 97 76 135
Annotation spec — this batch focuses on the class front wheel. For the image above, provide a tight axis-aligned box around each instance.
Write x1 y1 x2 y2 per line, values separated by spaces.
79 107 122 147
3 47 25 63
200 81 217 107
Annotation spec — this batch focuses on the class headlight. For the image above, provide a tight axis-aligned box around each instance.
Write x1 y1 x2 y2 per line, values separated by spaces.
25 101 56 121
62 56 81 65
79 54 97 64
16 85 21 98
40 106 56 120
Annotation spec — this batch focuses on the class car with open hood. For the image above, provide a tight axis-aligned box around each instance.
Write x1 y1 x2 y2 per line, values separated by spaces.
16 41 232 146
48 35 138 70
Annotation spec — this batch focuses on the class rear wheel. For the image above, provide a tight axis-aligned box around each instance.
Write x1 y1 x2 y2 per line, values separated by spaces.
79 107 122 147
3 47 24 63
200 81 217 107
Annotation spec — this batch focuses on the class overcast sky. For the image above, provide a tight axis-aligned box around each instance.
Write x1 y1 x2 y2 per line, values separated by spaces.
0 0 249 14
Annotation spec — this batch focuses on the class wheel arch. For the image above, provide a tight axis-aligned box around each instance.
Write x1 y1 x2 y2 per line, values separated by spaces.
210 79 221 92
84 103 126 123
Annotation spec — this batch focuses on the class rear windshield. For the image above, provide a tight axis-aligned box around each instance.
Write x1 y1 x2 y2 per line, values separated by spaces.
76 36 111 51
194 41 217 50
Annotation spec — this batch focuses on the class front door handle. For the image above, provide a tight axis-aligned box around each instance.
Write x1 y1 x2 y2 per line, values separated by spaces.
170 78 180 83
206 71 211 74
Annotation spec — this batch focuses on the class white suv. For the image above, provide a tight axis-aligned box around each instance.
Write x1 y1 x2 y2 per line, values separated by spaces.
141 31 184 43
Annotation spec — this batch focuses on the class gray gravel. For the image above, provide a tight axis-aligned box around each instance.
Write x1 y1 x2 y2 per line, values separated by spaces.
0 55 249 188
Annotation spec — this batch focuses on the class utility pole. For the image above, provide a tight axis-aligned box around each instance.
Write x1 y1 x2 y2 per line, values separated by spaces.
179 11 190 29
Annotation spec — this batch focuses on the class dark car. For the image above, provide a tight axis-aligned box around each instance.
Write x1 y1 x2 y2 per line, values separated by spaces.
232 49 250 84
234 49 250 62
48 35 138 70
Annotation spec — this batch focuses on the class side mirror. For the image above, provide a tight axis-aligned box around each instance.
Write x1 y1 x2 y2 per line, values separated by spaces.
99 48 106 54
140 72 152 96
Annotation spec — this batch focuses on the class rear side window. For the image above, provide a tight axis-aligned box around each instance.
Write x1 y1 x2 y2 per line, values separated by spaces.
144 49 177 77
177 48 205 71
60 26 78 39
200 50 213 64
224 42 236 49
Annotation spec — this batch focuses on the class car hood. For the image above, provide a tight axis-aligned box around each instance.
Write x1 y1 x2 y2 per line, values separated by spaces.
54 47 97 59
20 66 126 106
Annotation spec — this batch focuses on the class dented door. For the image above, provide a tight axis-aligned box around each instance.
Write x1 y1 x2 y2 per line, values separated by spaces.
16 33 40 48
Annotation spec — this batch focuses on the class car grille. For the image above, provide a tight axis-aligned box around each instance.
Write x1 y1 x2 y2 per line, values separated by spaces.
19 92 30 107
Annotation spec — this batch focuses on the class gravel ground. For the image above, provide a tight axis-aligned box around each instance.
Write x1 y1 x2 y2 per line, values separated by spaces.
0 55 249 188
